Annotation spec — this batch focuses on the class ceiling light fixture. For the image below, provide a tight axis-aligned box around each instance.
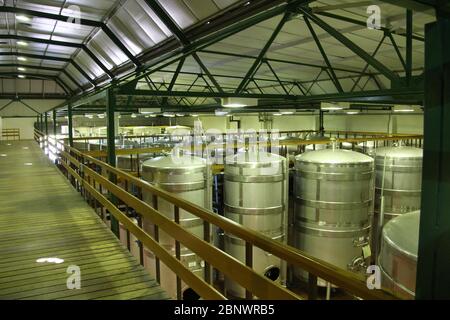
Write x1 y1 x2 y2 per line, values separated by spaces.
18 75 26 79
16 15 31 22
221 97 258 108
18 67 26 72
393 105 417 113
17 56 27 61
321 102 350 111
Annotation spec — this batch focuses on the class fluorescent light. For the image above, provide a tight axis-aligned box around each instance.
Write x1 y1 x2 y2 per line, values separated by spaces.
215 109 229 116
273 113 283 116
163 113 175 118
17 41 28 46
139 108 161 114
18 57 27 61
85 114 94 119
16 15 31 22
346 111 359 115
131 113 137 118
18 75 26 79
393 105 416 113
176 114 185 117
190 114 199 117
280 111 294 115
321 102 350 111
221 97 258 108
18 67 26 72
97 114 105 119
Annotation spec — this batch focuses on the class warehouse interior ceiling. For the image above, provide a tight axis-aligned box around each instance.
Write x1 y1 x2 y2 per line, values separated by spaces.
0 0 447 116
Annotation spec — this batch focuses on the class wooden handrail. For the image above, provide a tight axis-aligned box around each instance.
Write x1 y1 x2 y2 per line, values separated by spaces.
60 140 396 300
37 129 398 300
58 157 227 300
81 134 424 158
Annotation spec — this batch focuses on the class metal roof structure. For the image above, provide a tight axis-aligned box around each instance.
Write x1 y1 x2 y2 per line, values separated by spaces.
0 0 449 116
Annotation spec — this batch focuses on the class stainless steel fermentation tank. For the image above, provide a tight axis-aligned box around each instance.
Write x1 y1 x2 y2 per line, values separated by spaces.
141 156 212 300
371 147 422 257
293 148 375 284
379 210 419 299
223 151 288 298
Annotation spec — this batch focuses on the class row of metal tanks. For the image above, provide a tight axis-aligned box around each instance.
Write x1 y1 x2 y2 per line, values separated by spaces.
105 143 422 300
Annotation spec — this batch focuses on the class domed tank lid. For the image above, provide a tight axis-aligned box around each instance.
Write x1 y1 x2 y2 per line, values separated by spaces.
295 149 373 164
142 155 206 170
225 151 285 165
375 146 423 158
382 211 420 260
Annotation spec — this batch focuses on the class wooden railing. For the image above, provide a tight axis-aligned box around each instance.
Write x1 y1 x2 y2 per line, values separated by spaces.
2 128 20 141
34 128 397 300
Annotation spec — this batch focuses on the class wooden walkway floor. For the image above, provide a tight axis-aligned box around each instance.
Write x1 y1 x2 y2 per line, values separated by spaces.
0 140 168 300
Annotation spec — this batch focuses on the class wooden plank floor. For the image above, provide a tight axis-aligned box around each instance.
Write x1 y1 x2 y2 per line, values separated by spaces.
0 140 169 300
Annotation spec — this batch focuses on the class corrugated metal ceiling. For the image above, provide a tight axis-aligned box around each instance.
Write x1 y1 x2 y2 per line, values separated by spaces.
0 0 434 100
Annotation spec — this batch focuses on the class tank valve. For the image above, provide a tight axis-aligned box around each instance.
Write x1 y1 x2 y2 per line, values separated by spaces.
347 256 367 272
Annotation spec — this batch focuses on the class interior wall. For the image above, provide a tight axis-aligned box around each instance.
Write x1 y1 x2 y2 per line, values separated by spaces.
324 114 424 134
1 118 36 140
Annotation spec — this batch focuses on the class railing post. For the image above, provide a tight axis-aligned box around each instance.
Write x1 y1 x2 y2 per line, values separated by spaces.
308 274 318 300
174 205 182 300
245 242 253 300
106 88 120 238
152 194 161 284
68 103 74 148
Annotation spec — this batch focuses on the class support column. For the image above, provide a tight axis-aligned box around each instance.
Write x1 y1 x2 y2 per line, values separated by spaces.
416 18 450 299
319 111 324 136
44 112 48 136
53 110 57 136
68 103 74 147
406 9 413 86
40 114 43 132
106 88 120 238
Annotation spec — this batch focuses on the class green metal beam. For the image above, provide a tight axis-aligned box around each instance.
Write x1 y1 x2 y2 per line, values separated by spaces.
0 6 140 68
0 6 102 27
192 54 223 93
67 103 73 147
416 17 450 300
303 16 343 93
0 35 113 79
143 0 188 44
19 100 40 114
235 12 291 93
351 35 386 92
44 112 48 136
0 52 70 62
406 9 414 85
106 88 119 238
387 33 407 71
125 87 423 103
265 60 290 95
0 100 15 112
315 11 425 42
53 109 57 136
300 8 400 83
